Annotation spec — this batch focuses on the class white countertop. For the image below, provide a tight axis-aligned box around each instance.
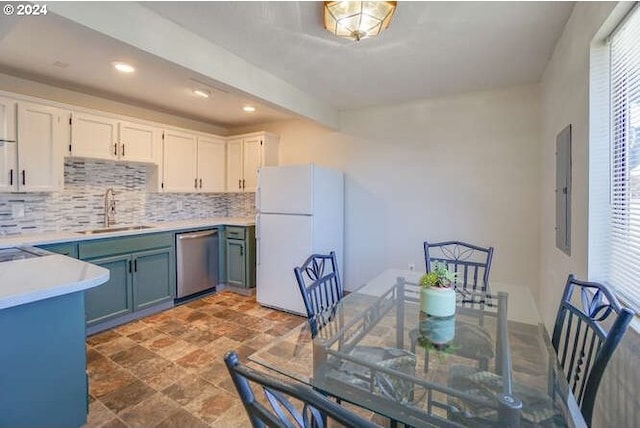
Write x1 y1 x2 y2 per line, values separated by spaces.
0 253 110 310
0 217 255 249
0 217 254 310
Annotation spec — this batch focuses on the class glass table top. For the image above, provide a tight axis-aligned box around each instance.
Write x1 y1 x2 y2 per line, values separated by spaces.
250 269 587 427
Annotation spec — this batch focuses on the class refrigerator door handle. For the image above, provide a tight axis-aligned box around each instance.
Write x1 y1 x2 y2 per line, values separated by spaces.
256 187 261 211
256 214 261 266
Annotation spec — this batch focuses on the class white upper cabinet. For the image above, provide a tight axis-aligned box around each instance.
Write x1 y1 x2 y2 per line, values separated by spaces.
0 98 66 193
0 96 16 144
0 91 280 195
162 130 227 193
197 136 226 192
0 97 17 192
15 101 66 192
226 132 279 192
118 121 158 164
70 112 118 160
162 129 198 192
242 136 263 193
70 112 159 164
226 138 243 192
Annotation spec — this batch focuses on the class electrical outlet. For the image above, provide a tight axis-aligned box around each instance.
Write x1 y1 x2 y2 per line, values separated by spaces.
408 263 415 271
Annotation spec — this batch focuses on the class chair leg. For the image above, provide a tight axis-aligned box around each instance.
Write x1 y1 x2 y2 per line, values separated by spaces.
479 357 488 371
424 349 430 373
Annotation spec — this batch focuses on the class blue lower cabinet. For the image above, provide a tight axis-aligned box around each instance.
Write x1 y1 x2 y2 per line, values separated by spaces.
79 233 175 329
133 248 174 311
84 254 133 326
224 226 256 288
226 239 246 286
37 242 78 258
0 292 88 427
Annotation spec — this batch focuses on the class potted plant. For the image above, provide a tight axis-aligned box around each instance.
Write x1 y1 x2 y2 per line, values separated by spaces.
419 262 457 317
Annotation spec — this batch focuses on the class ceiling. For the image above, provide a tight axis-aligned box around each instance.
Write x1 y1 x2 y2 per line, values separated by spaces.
0 1 574 129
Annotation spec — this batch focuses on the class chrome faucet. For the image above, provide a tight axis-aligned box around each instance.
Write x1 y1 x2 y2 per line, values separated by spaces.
104 188 117 228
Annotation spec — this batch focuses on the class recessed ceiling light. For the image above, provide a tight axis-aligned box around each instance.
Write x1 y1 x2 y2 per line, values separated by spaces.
193 89 211 98
113 62 135 73
243 106 256 113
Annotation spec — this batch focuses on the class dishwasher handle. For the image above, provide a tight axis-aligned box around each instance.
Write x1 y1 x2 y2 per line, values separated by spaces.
177 230 218 240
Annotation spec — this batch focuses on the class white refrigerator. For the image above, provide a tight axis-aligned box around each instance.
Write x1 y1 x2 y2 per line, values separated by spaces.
256 164 344 315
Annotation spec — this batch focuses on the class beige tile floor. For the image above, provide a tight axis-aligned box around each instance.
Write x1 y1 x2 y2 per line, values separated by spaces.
88 289 546 427
84 291 306 428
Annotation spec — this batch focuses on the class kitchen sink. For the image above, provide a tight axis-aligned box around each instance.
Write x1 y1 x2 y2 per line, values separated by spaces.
75 225 155 235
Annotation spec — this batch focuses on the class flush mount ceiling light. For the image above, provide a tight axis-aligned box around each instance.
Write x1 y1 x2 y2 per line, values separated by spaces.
112 62 135 73
193 88 211 98
243 106 256 113
323 1 397 42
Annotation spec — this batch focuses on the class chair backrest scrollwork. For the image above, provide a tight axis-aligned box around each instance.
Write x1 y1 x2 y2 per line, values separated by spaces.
551 274 634 426
294 251 343 336
424 240 494 291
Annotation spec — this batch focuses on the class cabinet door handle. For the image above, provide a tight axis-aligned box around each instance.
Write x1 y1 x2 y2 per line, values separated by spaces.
134 259 137 272
114 143 118 156
128 260 132 273
9 169 13 186
240 246 243 256
238 179 241 190
199 178 202 188
121 143 125 157
21 170 25 186
194 178 198 189
242 179 245 189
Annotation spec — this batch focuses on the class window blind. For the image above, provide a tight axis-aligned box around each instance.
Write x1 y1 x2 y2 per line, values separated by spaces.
609 6 640 310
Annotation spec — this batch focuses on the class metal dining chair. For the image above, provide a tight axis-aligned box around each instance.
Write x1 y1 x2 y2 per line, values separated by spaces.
415 240 496 373
424 240 494 291
224 351 380 428
448 274 635 427
294 252 420 423
294 252 343 337
551 274 634 426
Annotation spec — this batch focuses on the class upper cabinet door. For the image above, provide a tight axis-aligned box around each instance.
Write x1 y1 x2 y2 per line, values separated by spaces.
17 102 66 192
162 130 197 192
0 140 17 192
0 97 17 192
242 136 263 193
118 121 159 164
197 136 226 192
0 96 17 143
71 112 118 160
226 138 243 192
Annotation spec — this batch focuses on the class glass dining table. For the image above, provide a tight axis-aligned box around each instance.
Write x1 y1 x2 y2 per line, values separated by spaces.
249 269 587 427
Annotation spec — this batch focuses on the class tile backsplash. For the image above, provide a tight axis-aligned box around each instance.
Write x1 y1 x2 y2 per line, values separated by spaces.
0 160 256 235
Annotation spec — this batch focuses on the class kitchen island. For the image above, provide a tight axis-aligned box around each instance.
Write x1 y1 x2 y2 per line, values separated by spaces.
0 249 109 428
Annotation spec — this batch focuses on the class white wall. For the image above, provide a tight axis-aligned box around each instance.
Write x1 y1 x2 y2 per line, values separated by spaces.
540 3 640 426
539 2 617 327
254 85 541 292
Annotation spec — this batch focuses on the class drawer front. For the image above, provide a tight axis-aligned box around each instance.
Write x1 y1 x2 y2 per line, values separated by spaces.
226 226 246 240
79 232 173 259
38 242 78 258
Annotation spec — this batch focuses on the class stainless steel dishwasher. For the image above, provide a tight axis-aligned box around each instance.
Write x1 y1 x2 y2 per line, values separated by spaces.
176 229 219 298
